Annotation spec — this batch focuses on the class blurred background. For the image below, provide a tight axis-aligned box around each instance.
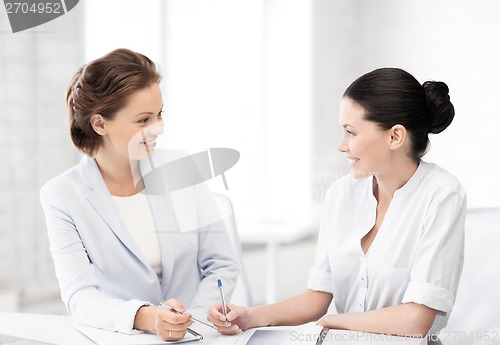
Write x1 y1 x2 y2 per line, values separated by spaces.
1 0 499 314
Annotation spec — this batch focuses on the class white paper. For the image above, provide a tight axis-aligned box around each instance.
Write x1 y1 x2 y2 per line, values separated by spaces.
72 323 202 345
211 323 323 345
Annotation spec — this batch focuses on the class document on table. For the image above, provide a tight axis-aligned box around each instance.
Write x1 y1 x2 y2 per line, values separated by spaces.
211 323 427 345
211 323 323 345
72 323 202 345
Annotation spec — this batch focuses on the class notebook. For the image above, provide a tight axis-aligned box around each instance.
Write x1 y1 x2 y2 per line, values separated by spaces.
72 323 203 344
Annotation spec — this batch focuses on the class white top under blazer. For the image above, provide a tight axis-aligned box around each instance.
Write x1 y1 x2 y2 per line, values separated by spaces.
307 161 466 335
111 193 162 275
40 150 239 334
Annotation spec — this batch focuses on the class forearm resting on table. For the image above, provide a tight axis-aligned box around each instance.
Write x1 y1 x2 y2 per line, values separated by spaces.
248 290 332 328
319 303 437 337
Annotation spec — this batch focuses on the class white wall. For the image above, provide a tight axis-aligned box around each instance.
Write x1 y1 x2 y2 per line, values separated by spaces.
160 0 314 226
84 0 163 63
0 1 84 312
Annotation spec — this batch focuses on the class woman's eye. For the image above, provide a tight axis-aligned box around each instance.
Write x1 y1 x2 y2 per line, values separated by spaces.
158 111 163 119
138 118 149 124
346 130 354 136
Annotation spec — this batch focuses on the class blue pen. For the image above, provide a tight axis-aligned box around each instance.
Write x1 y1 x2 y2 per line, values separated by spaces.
218 279 229 326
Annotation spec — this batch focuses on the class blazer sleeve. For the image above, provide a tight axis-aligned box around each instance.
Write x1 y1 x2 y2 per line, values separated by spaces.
40 182 151 334
187 183 240 319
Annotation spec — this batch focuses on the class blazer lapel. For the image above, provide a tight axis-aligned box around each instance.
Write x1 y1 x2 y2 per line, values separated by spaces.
81 156 154 269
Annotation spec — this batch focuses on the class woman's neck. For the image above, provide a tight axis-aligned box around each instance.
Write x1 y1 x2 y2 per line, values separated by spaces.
373 156 419 202
94 151 143 196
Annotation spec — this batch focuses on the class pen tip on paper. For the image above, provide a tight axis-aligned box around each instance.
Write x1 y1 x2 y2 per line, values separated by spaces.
218 279 222 287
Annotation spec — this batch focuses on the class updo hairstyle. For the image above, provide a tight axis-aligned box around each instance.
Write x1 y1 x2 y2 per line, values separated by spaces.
343 67 455 160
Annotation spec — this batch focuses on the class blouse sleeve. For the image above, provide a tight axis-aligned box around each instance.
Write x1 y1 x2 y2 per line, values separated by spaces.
401 184 467 313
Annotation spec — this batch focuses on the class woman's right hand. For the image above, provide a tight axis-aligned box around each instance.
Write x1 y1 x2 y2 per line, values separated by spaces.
207 303 250 334
134 299 192 341
153 299 193 341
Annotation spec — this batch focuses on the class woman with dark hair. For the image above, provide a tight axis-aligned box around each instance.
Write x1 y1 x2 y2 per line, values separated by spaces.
40 48 239 341
209 68 466 339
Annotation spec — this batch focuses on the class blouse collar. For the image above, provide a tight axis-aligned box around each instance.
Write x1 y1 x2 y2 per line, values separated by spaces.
393 160 431 199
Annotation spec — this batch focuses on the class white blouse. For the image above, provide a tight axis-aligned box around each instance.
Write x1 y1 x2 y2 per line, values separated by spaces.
111 193 162 275
307 161 466 334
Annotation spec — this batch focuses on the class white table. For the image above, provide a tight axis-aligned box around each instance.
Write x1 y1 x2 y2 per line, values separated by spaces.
0 313 437 345
238 222 317 304
0 312 221 345
0 313 90 344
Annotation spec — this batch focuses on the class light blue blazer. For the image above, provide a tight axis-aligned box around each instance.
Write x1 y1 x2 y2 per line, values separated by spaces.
40 153 239 333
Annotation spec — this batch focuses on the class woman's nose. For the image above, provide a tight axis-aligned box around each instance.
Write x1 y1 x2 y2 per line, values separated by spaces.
337 135 347 152
147 118 164 136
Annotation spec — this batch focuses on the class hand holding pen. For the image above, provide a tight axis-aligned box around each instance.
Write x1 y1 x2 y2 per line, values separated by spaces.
153 298 192 341
159 303 216 330
207 279 249 334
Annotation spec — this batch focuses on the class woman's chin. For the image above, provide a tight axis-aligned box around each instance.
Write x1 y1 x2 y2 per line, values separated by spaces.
130 148 156 161
350 168 370 180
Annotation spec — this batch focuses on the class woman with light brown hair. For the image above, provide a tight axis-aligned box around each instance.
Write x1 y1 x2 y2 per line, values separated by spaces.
41 48 239 341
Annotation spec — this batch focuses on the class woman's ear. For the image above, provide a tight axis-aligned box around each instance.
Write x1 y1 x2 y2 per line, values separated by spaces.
389 124 407 150
90 114 107 136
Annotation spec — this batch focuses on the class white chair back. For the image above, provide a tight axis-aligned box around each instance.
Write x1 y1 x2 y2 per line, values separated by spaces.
442 208 500 337
213 193 252 307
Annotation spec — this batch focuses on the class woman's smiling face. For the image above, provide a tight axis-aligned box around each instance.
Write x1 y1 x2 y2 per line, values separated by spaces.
337 97 393 180
97 83 164 161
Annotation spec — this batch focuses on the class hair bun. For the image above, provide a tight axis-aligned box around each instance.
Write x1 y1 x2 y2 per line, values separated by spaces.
423 81 455 134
